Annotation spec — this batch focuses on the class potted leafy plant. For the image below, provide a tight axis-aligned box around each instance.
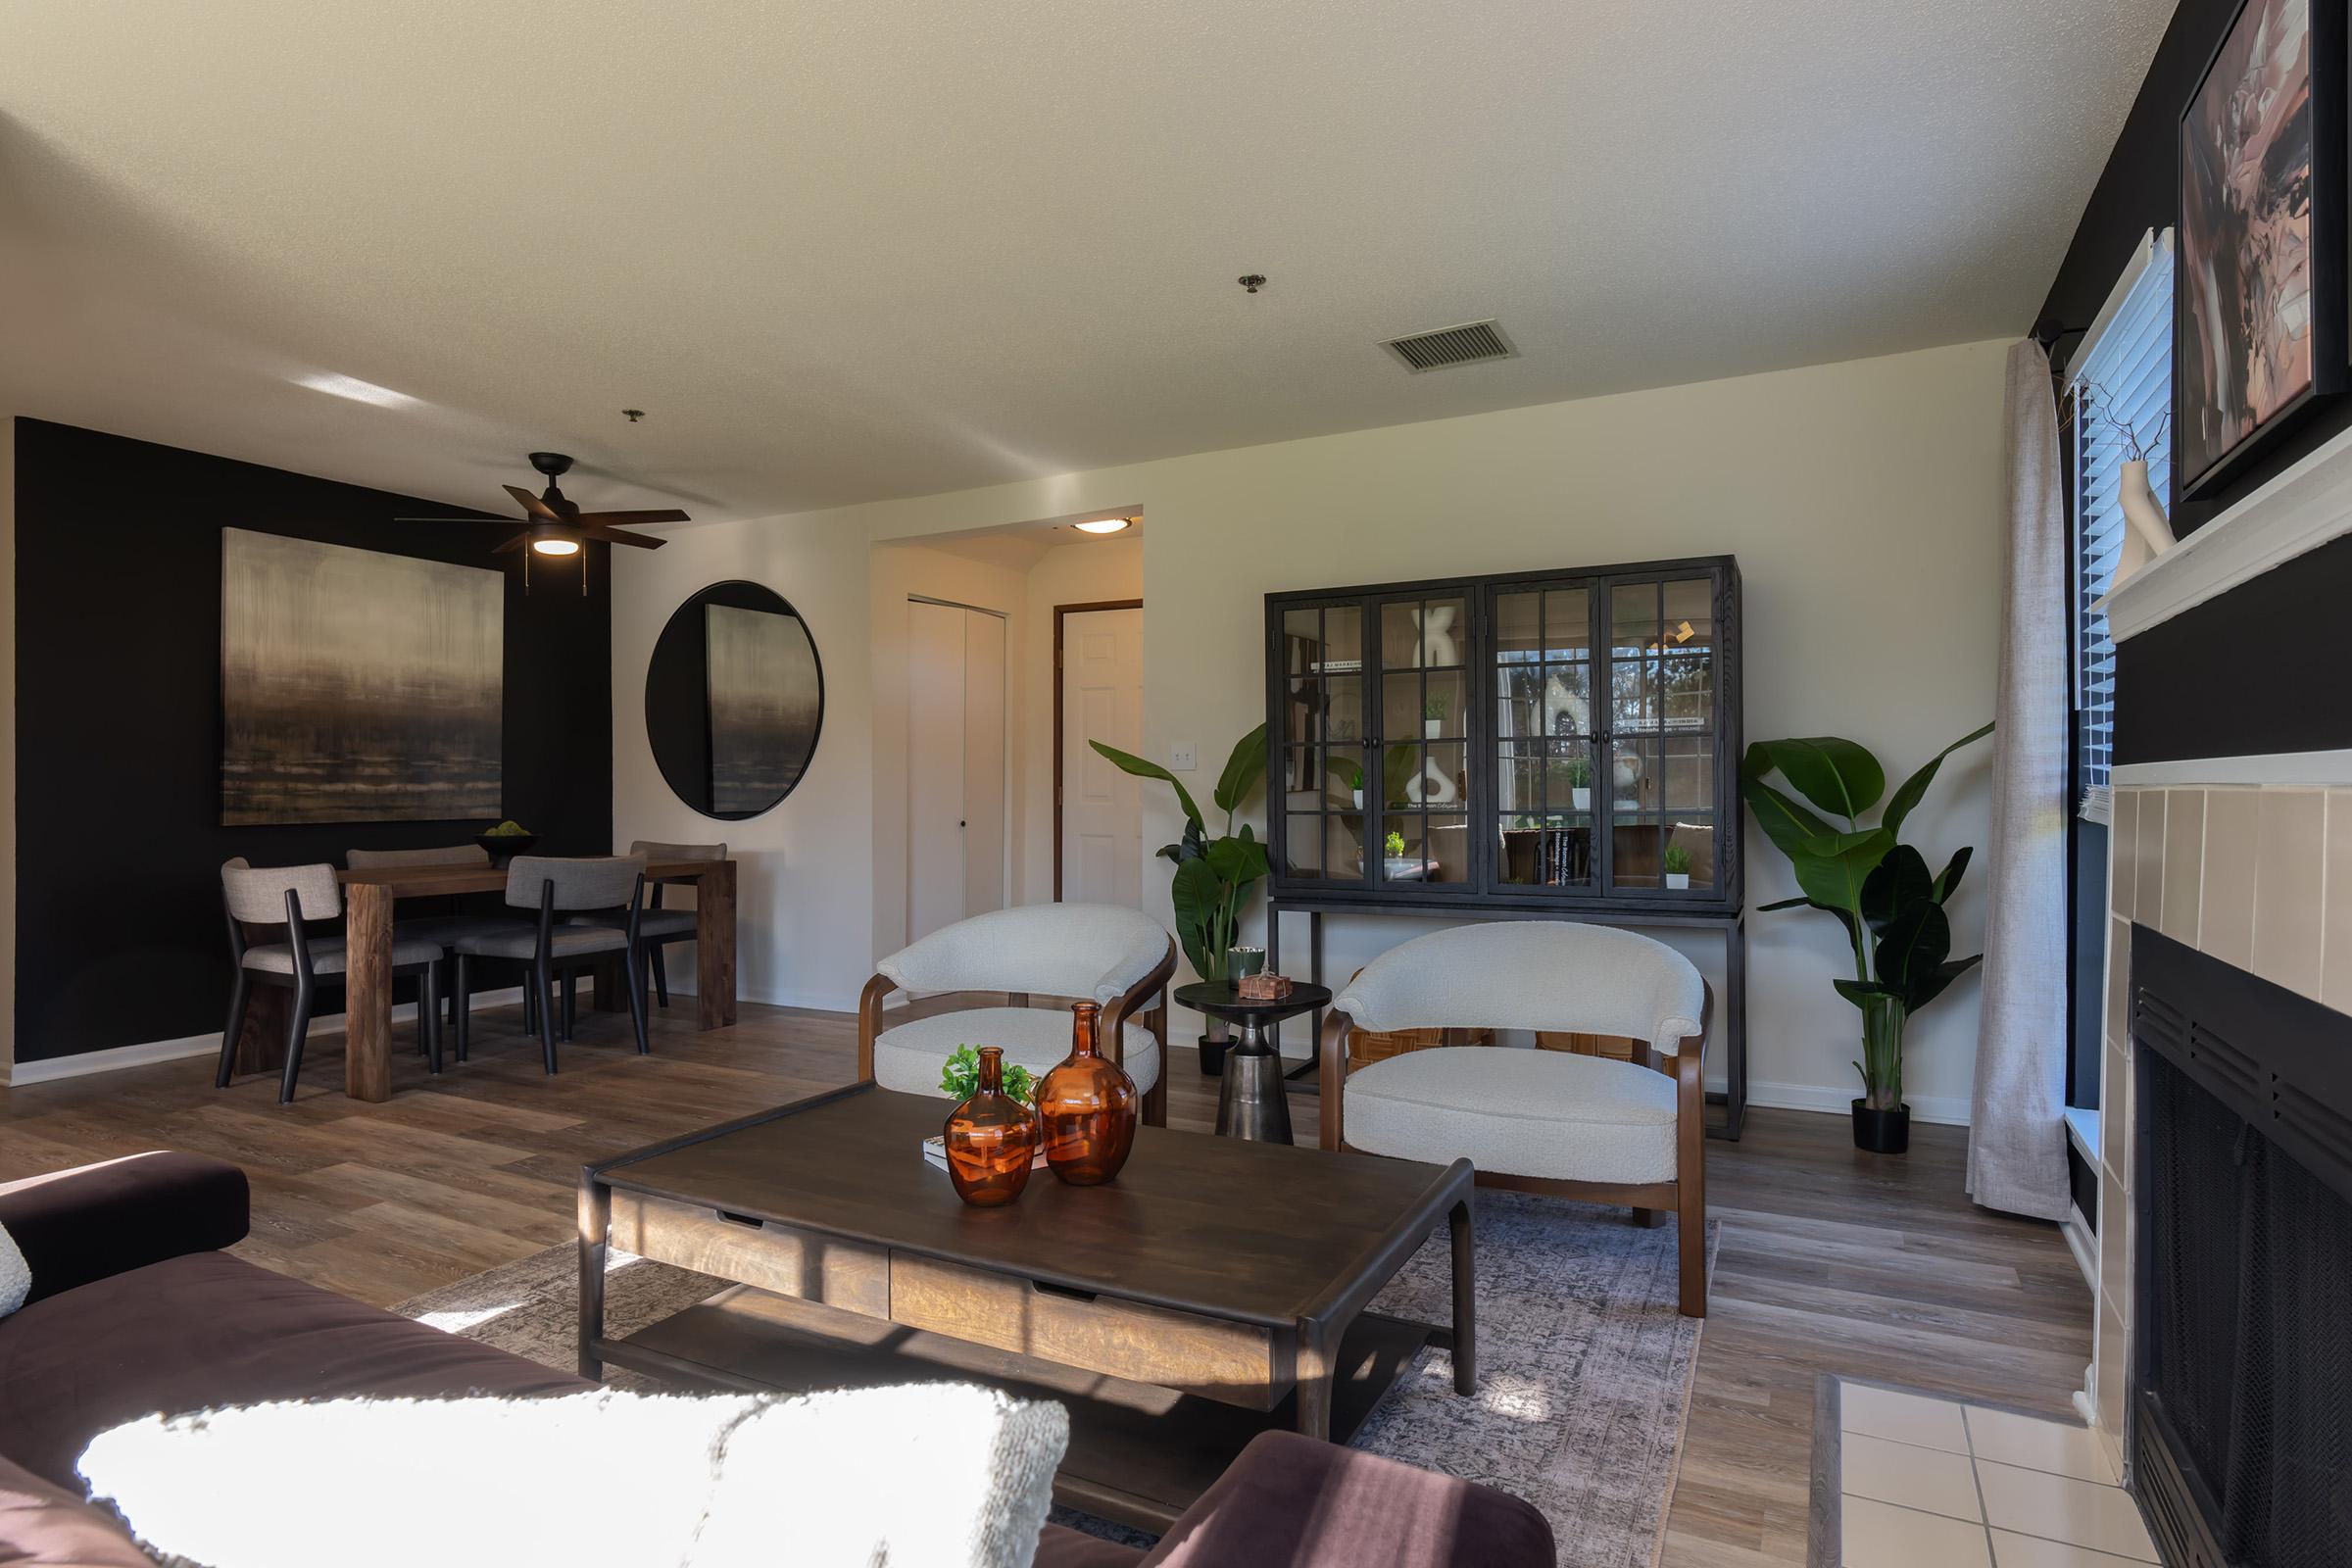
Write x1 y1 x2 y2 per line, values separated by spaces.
1422 694 1447 738
1741 724 1992 1153
1384 827 1406 858
1662 842 1692 890
1090 726 1270 1077
1564 756 1592 811
940 1043 1036 1104
1339 760 1364 808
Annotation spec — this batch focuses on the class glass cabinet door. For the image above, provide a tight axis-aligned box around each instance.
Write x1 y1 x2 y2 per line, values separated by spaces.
1602 573 1720 896
1372 590 1471 888
1277 602 1366 882
1490 582 1596 894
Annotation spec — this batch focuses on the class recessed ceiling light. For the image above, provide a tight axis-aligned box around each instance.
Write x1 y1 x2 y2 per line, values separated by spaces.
1074 516 1133 534
294 371 424 411
531 536 581 557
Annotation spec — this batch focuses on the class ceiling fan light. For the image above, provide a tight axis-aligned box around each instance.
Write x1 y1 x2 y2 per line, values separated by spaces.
1074 516 1133 534
532 536 581 557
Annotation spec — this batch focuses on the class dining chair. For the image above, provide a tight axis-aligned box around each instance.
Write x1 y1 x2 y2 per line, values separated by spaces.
215 859 446 1103
453 856 649 1072
586 839 725 1010
346 845 530 1029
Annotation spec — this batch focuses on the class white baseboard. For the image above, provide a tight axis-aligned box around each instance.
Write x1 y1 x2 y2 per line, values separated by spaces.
2062 1201 2097 1291
2 987 528 1088
1743 1078 1972 1127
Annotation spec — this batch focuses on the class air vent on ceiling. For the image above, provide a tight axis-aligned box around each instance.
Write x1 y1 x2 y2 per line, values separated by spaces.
1380 319 1517 372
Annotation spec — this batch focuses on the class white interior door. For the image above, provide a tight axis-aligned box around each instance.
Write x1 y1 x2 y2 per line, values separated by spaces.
906 598 1007 944
1060 607 1143 906
960 609 1006 918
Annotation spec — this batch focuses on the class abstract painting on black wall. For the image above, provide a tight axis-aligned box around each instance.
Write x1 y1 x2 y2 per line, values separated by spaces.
705 601 820 815
221 528 503 824
2178 0 2342 497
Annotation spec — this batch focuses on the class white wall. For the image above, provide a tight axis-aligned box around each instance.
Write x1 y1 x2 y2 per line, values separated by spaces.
608 339 2007 1115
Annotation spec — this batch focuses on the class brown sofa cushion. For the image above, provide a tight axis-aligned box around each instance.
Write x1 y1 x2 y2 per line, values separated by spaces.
0 1251 583 1492
0 1154 248 1306
1140 1430 1552 1568
0 1453 148 1567
1032 1524 1147 1568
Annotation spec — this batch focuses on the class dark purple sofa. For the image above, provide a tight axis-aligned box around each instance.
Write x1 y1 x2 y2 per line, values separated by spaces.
0 1153 1551 1567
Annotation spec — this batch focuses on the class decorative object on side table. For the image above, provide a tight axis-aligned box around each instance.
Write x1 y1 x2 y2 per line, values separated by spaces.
940 1045 1040 1206
1236 971 1293 1002
1176 977 1335 1144
1742 725 1992 1153
1662 842 1691 890
1089 725 1270 1079
1036 1002 1138 1185
2176 0 2342 499
474 820 538 865
1227 945 1265 978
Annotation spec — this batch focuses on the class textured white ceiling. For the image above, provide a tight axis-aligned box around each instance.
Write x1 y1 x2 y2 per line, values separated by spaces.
0 0 2170 520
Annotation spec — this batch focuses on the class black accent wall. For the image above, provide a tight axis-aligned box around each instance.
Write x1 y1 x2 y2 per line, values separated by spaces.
12 418 612 1062
2036 0 2352 540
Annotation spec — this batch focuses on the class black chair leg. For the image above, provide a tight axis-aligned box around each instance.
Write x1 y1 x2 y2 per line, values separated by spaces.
217 969 251 1089
535 958 560 1074
521 977 537 1036
625 944 651 1055
422 962 443 1075
279 977 315 1104
561 971 577 1042
651 945 670 1009
453 955 471 1063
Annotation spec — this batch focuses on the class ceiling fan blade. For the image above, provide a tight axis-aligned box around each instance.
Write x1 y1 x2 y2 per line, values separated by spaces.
493 533 530 554
574 509 691 526
393 514 521 524
503 484 564 523
575 523 665 550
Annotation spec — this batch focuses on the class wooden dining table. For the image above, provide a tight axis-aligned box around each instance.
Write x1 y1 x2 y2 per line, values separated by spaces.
229 858 738 1102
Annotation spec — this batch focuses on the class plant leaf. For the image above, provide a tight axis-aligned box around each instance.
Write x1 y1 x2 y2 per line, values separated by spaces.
1881 721 1993 839
1860 845 1934 935
1757 896 1813 911
1873 899 1952 1004
1212 724 1269 816
1090 740 1203 831
1932 845 1974 904
1748 736 1886 819
1169 857 1220 978
1743 777 1838 861
1906 953 1984 1014
1789 829 1892 918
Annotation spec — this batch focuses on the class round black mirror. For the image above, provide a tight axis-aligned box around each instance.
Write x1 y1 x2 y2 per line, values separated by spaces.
645 582 823 819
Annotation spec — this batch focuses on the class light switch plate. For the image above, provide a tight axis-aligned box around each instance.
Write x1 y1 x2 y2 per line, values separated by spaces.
1170 742 1198 771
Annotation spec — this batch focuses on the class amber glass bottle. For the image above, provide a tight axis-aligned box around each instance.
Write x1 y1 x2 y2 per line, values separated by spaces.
1038 1001 1139 1185
942 1046 1039 1206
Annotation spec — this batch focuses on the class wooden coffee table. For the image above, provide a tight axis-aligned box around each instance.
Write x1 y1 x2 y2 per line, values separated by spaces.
579 1083 1475 1532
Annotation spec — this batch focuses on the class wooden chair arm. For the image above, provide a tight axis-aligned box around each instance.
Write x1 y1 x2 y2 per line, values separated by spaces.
1318 1007 1355 1152
855 971 895 1083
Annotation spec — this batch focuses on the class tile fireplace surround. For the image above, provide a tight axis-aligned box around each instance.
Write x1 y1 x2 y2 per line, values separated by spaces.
2089 424 2352 1498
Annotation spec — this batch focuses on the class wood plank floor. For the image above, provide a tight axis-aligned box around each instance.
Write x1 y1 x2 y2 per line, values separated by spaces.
0 998 2090 1567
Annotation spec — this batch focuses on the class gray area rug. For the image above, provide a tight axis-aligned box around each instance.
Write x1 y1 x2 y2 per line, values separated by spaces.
394 1192 1709 1568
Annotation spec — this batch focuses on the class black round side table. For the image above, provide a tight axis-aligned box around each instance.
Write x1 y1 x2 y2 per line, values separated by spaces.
1174 979 1333 1145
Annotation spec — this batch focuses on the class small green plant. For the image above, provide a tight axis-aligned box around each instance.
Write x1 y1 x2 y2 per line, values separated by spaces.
1384 828 1406 858
1339 760 1363 791
483 819 532 837
1423 694 1448 721
1563 758 1592 789
940 1045 1034 1105
1662 843 1692 875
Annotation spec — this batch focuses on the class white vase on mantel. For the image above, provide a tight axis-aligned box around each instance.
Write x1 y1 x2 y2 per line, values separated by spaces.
2100 458 2177 606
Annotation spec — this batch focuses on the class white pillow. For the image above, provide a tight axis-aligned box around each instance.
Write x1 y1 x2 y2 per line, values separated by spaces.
0 1223 26 1318
79 1383 1068 1568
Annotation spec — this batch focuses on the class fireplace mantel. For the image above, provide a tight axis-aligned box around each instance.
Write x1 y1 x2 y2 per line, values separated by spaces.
2109 422 2352 643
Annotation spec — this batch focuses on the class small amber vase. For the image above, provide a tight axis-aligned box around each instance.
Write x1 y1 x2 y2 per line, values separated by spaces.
1038 1001 1139 1185
943 1046 1039 1207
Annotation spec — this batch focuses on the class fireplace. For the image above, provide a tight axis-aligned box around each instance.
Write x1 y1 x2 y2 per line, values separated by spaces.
2128 928 2352 1568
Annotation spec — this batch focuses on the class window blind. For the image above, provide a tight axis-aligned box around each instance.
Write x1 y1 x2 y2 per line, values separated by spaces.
2068 230 2174 825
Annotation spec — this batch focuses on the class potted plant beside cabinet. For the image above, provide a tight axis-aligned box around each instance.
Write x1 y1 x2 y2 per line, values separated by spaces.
1091 726 1270 1077
1741 724 1991 1152
1662 842 1692 890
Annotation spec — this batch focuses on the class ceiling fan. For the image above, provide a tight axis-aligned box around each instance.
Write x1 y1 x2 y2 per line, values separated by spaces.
398 453 685 583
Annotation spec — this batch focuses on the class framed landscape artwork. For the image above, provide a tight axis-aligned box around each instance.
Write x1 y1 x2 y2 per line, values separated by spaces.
221 529 504 825
705 599 822 814
2176 0 2345 499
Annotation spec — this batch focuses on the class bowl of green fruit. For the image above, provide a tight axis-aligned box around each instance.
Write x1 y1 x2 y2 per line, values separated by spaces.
475 820 538 864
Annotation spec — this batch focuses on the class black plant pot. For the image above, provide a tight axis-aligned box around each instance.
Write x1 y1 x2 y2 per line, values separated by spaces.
1199 1033 1229 1078
1851 1099 1911 1153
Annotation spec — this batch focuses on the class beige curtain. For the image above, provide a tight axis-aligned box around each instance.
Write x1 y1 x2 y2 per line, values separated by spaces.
1967 340 2072 1220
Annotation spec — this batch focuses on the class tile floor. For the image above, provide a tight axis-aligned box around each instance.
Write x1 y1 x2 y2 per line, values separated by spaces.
1835 1381 2159 1567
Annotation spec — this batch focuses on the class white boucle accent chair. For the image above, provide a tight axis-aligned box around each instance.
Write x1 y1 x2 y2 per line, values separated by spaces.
857 905 1178 1126
1319 922 1712 1316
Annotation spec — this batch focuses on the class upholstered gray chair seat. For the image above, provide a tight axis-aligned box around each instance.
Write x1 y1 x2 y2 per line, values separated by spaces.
1344 1048 1678 1185
397 914 528 947
569 908 695 939
871 1006 1161 1099
454 926 632 962
240 937 444 976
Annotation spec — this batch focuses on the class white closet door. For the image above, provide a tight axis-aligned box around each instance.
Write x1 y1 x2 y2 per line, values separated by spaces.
906 600 968 943
960 609 1007 917
1061 607 1143 906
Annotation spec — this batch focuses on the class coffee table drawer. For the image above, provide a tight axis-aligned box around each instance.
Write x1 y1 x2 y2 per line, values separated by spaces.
889 1252 1280 1410
610 1192 890 1319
